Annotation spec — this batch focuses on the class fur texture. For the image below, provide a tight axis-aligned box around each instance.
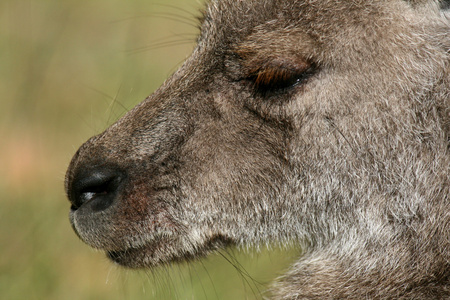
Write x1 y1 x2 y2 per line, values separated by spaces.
65 0 449 298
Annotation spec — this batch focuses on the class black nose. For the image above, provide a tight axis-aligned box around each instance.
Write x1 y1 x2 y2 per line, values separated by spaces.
68 166 125 212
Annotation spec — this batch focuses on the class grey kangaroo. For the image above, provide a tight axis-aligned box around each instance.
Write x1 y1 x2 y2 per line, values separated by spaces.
65 0 449 298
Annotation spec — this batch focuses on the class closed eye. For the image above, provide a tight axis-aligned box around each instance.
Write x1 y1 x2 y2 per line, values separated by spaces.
252 66 308 91
247 60 315 96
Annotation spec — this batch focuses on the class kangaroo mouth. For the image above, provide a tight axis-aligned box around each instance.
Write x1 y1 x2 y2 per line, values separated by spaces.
107 247 150 268
106 234 234 268
105 237 174 268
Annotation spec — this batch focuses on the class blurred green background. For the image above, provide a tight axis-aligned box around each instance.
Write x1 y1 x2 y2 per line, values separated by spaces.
0 0 299 299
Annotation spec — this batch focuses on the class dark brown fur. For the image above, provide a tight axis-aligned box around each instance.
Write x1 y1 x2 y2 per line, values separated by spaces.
65 0 450 298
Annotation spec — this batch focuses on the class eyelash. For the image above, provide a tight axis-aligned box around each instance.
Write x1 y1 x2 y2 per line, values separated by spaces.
252 67 303 92
247 62 314 96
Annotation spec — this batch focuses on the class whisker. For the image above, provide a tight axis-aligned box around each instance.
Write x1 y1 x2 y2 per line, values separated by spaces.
198 260 220 299
126 39 196 55
150 2 201 21
218 249 264 299
112 12 199 28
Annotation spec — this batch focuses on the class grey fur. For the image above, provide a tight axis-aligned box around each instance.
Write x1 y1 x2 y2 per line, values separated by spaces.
65 0 450 298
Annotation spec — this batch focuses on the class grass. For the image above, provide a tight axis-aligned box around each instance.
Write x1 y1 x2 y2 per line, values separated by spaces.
0 0 300 299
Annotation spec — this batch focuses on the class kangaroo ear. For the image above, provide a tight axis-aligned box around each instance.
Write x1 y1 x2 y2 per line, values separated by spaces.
404 0 444 8
404 0 450 13
441 0 450 10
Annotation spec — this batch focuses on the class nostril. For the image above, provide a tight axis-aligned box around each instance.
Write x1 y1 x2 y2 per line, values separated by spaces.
69 166 125 212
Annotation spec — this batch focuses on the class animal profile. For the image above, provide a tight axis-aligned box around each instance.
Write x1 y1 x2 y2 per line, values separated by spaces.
65 0 449 298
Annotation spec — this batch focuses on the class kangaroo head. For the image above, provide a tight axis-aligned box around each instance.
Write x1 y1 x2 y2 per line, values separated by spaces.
65 0 449 297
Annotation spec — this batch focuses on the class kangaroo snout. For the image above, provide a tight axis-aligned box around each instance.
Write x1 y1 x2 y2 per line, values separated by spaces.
67 164 125 213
